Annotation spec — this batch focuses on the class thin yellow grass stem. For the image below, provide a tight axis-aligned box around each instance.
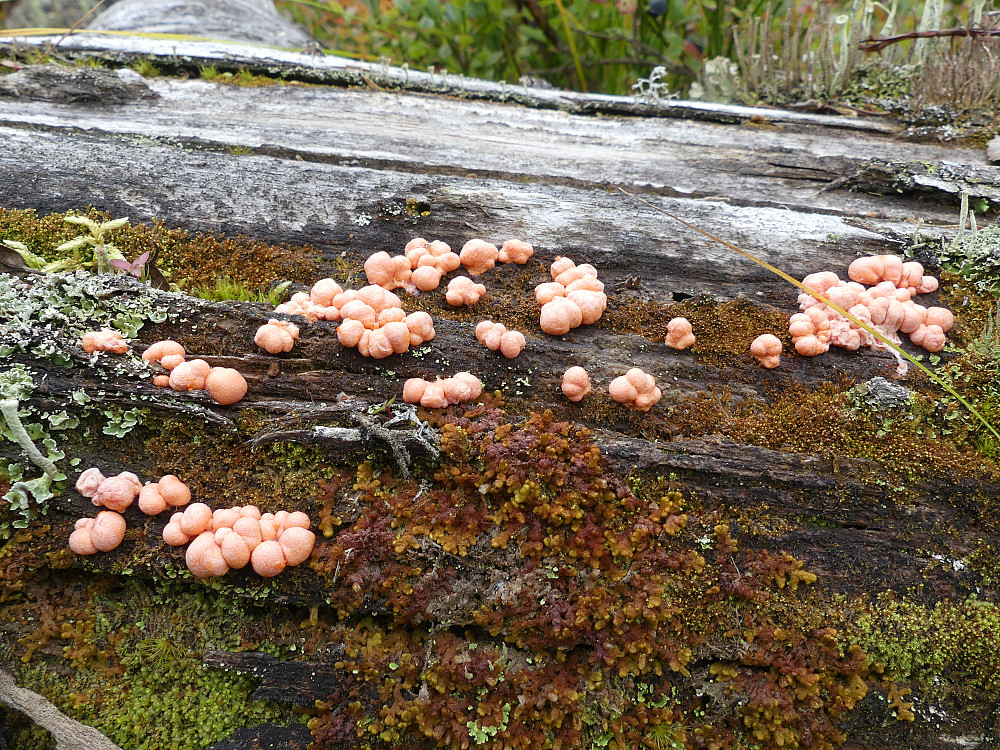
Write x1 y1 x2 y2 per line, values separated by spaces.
618 187 1000 443
551 0 587 93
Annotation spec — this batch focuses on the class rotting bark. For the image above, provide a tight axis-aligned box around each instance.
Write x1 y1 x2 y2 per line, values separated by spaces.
1 20 1000 750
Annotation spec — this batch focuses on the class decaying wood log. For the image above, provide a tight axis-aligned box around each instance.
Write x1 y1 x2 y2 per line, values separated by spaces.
2 9 1000 750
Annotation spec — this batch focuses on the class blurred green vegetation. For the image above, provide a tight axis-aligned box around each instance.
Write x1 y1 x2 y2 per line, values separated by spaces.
276 0 977 97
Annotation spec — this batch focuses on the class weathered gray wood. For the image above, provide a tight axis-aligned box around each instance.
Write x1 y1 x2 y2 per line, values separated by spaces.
87 0 312 47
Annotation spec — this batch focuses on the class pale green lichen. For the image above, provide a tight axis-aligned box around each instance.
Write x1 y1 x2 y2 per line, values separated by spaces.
0 271 169 367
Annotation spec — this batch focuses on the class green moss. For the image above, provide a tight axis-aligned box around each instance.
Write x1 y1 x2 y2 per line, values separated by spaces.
0 207 319 293
848 593 1000 695
9 578 304 750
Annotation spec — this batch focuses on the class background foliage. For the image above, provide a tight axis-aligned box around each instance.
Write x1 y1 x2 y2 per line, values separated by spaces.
277 0 977 96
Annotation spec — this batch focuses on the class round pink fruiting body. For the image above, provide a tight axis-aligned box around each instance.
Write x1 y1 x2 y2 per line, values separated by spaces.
220 533 252 569
847 256 883 286
339 300 377 329
382 321 412 354
364 251 396 287
255 323 296 354
459 239 499 276
251 540 287 577
93 475 139 512
180 503 213 536
561 366 591 402
285 511 311 530
535 282 565 305
540 297 582 335
446 276 487 306
309 278 343 307
278 527 316 566
403 378 427 404
405 312 435 345
158 475 191 507
142 340 185 364
338 319 365 348
923 307 954 332
69 518 98 555
499 330 526 359
411 265 443 292
169 359 212 391
186 532 229 578
664 317 696 350
160 354 185 371
549 257 575 279
378 307 407 325
91 511 127 552
162 515 191 546
452 372 483 400
750 334 782 369
566 290 606 325
75 467 106 499
82 329 129 355
498 240 533 264
794 335 829 357
212 507 241 530
138 483 167 515
420 381 450 409
205 367 248 405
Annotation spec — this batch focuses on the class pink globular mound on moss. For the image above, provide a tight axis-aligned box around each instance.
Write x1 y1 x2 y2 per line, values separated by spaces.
163 502 315 578
324 284 434 359
82 328 129 354
364 250 413 291
205 367 248 405
609 367 662 412
497 239 534 264
791 255 952 368
445 276 487 306
475 320 526 358
750 334 782 368
91 472 142 512
142 339 185 365
561 366 591 402
459 239 499 276
403 372 483 409
664 317 695 350
168 358 212 391
536 257 607 335
68 502 129 555
254 319 299 354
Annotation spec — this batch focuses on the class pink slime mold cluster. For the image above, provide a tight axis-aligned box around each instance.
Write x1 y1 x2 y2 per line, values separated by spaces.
162 503 315 579
403 372 483 409
70 468 192 555
790 255 953 372
535 257 607 335
143 339 248 405
475 321 526 359
82 329 129 354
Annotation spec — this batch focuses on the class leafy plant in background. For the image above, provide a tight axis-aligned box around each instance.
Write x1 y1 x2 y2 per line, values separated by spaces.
279 0 791 94
938 192 1000 293
52 215 129 274
279 0 977 97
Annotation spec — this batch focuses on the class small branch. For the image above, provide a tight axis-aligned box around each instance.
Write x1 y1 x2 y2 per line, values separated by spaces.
0 667 123 750
859 27 1000 52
